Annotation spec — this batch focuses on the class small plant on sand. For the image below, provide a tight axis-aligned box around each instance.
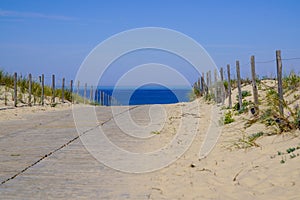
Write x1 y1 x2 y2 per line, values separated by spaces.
189 90 197 101
271 144 300 163
50 102 58 107
151 131 160 135
18 93 24 103
224 111 234 124
234 132 264 149
280 158 285 164
233 99 250 114
236 90 251 100
246 84 300 134
204 93 215 102
223 81 229 94
283 71 300 92
193 85 201 97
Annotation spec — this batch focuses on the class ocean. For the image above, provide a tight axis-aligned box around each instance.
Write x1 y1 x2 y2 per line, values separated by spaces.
81 86 192 106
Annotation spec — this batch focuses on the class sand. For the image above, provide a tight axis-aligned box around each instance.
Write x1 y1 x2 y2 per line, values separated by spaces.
0 82 300 199
0 85 72 121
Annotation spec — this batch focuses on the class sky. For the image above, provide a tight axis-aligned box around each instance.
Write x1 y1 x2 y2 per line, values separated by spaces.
1 0 300 86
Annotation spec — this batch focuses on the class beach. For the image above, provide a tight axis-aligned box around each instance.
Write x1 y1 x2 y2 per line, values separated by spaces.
1 89 300 199
1 1 300 199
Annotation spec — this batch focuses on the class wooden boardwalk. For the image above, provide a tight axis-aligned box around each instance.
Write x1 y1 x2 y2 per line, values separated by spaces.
0 106 157 199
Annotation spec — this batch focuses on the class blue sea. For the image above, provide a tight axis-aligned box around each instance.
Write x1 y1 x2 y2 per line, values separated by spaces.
80 86 192 106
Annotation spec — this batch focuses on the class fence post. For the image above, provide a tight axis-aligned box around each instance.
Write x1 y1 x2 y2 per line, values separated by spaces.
95 89 98 104
199 76 204 96
62 78 65 103
90 86 93 103
76 81 80 104
236 61 242 111
201 73 205 96
214 69 218 84
28 73 32 106
214 69 218 102
220 67 224 82
14 72 17 107
208 70 212 89
101 91 104 106
198 77 202 96
220 67 225 105
276 50 284 116
227 64 232 108
204 73 208 95
52 74 55 104
70 80 73 103
206 71 209 89
41 74 44 106
251 56 259 109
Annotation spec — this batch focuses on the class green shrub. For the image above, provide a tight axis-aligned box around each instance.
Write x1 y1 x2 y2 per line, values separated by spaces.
236 90 251 100
205 93 214 102
233 100 250 114
224 111 235 124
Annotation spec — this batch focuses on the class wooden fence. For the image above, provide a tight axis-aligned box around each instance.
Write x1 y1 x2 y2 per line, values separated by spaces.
197 50 285 115
2 50 292 111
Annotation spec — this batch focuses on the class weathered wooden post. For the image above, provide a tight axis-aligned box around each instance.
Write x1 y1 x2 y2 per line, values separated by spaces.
101 91 104 106
214 69 218 83
251 56 259 108
28 73 32 106
41 74 44 106
202 72 208 95
276 50 284 116
95 89 98 104
200 77 204 96
52 74 55 104
220 67 224 82
14 72 17 107
206 71 209 89
220 67 225 104
76 81 80 104
90 86 93 103
198 77 202 96
227 64 232 108
201 73 205 96
214 69 219 102
62 78 65 103
236 61 242 111
70 80 73 103
208 70 212 89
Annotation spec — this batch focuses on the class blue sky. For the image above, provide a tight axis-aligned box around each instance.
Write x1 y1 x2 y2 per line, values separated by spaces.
1 0 300 85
